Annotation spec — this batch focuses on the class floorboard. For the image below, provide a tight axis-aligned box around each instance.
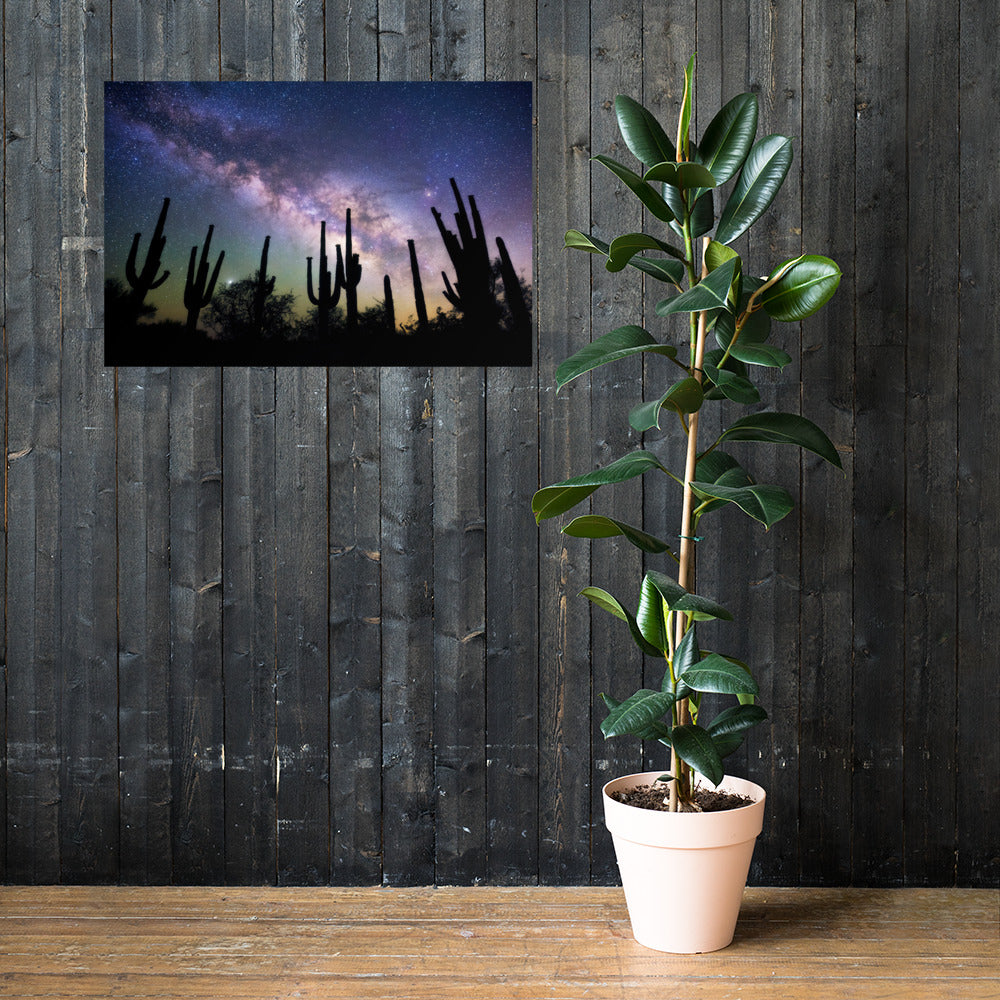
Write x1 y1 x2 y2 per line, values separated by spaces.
0 887 996 999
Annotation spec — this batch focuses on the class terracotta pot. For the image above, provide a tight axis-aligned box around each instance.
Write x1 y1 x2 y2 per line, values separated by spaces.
603 771 766 953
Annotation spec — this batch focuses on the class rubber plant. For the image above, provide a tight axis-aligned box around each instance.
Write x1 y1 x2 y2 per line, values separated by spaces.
533 57 842 812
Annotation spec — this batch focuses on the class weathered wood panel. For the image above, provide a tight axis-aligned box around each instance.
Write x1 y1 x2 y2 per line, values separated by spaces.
0 0 996 890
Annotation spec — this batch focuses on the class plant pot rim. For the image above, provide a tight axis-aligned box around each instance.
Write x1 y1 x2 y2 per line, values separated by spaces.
602 770 766 815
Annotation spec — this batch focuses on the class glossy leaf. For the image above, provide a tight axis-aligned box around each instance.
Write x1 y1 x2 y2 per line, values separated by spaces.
614 94 676 167
690 480 794 529
602 689 675 739
682 652 759 696
707 703 768 738
759 255 842 321
564 229 610 254
711 731 745 759
636 575 669 653
562 515 676 556
607 232 687 272
688 188 715 239
628 256 686 285
532 450 667 522
692 450 753 515
698 92 759 184
600 694 670 744
715 134 794 244
644 570 734 622
718 411 843 469
677 54 695 161
671 724 724 786
702 364 760 404
556 325 678 390
672 625 700 699
582 586 664 658
727 342 792 368
593 155 675 223
700 349 751 401
629 377 704 431
705 240 739 272
657 257 739 316
644 160 717 189
714 307 771 350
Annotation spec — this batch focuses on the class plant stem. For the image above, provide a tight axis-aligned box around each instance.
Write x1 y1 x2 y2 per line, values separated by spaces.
669 237 710 812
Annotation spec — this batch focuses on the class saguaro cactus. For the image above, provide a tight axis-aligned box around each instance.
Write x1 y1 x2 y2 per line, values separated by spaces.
124 196 171 324
251 235 277 339
342 208 362 334
407 239 429 335
383 274 395 334
184 224 225 335
307 220 344 339
431 178 497 330
496 235 530 335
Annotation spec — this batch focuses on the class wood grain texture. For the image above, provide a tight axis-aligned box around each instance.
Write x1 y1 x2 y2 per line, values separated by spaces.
0 0 997 890
0 887 995 999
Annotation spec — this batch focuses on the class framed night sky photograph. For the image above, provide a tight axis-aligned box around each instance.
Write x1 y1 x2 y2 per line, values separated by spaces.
104 81 533 366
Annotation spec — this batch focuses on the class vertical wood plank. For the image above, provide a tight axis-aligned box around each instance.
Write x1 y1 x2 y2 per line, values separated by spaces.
483 0 540 885
378 0 436 887
4 0 63 884
164 3 225 885
740 0 804 885
326 5 383 888
535 0 592 885
799 0 856 885
904 0 960 886
587 0 644 885
957 0 1000 890
430 0 489 885
111 4 174 887
58 0 117 883
852 0 907 886
218 2 278 888
274 370 331 885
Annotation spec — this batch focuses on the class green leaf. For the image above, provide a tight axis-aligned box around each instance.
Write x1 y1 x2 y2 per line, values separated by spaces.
727 343 793 368
718 411 843 469
689 481 794 529
564 229 610 255
593 155 675 223
702 364 760 404
707 703 768 738
671 724 724 786
562 515 676 556
629 377 704 431
698 92 759 184
628 256 686 285
644 570 734 622
682 652 759 696
532 450 667 522
692 450 752 515
714 306 771 350
701 349 751 401
759 255 842 321
705 240 739 272
614 95 676 167
672 624 700 699
606 232 687 272
715 134 794 244
636 575 669 653
602 689 675 739
555 325 678 390
657 257 739 315
688 188 715 239
711 731 745 759
581 587 664 658
643 160 717 189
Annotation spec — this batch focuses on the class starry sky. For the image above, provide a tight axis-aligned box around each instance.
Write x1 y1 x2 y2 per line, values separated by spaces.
105 81 533 328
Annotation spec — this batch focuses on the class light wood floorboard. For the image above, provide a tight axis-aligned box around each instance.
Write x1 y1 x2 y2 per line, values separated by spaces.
0 887 996 999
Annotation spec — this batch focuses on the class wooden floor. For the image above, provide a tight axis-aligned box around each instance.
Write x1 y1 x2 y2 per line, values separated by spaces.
0 886 996 999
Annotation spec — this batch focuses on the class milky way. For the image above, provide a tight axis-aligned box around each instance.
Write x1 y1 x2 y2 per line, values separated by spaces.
104 81 533 326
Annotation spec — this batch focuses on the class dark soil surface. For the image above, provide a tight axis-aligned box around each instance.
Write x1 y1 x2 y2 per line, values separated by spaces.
610 783 754 813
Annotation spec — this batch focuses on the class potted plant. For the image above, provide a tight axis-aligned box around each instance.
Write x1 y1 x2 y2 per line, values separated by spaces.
532 56 842 953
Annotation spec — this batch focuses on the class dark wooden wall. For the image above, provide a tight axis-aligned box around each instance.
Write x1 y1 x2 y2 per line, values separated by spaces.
2 0 997 888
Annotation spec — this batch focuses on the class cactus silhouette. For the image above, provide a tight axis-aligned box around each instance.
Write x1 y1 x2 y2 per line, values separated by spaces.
342 209 362 334
184 225 225 335
307 220 344 339
496 235 530 335
383 274 395 334
407 239 429 335
431 178 497 329
251 235 277 339
124 196 171 325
